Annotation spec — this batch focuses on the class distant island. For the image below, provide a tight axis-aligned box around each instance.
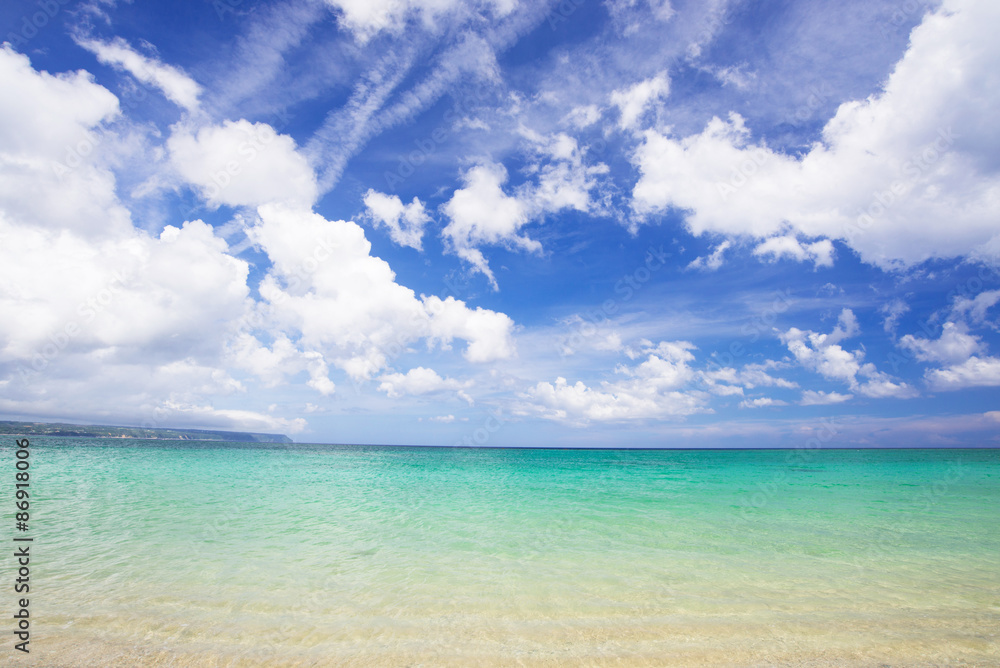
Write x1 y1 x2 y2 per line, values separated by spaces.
0 420 292 443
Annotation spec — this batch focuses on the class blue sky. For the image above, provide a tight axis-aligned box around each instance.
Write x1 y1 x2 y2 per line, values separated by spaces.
1 0 999 447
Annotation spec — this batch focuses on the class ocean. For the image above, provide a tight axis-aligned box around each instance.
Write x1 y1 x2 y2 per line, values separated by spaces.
9 438 1000 666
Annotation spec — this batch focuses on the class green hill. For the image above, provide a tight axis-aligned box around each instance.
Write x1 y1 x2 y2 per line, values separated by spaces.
0 420 292 443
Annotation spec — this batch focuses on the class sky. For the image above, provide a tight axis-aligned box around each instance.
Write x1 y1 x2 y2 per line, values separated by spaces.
1 0 999 447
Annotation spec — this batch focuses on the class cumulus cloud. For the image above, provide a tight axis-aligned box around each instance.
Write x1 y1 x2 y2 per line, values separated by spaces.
880 298 910 334
611 71 669 130
800 390 853 406
0 46 127 239
952 289 1000 325
440 162 537 288
525 341 709 423
900 322 985 364
169 120 318 209
377 366 469 398
0 48 519 436
631 0 1000 269
926 355 1000 390
900 320 1000 391
780 309 916 399
562 104 602 129
0 218 251 365
228 334 334 396
75 36 202 112
526 132 609 214
251 203 516 380
753 235 834 269
441 136 608 288
0 51 283 433
363 189 430 250
739 397 787 409
701 362 798 396
687 240 730 271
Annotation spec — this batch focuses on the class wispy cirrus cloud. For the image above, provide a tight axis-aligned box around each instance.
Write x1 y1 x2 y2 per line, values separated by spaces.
75 35 202 112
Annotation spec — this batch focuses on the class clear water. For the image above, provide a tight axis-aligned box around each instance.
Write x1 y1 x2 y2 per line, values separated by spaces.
8 439 1000 666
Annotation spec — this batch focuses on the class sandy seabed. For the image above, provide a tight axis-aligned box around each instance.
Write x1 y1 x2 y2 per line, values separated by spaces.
18 613 1000 667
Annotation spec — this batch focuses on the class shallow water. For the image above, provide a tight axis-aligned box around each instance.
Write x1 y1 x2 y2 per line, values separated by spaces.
9 440 1000 666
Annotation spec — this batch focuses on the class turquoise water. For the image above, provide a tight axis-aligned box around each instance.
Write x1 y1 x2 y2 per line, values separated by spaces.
8 439 1000 666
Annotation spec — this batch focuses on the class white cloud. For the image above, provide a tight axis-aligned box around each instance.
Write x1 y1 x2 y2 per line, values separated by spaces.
739 397 787 409
0 214 274 432
711 64 756 90
701 362 798 396
0 46 119 159
904 317 1000 391
781 309 916 399
738 363 799 390
363 189 430 250
525 131 609 215
610 71 669 130
440 162 537 288
440 134 608 288
169 120 318 209
926 355 1000 390
251 203 516 380
900 322 985 364
423 294 516 363
687 240 731 271
75 36 202 112
0 46 128 239
631 0 1000 269
753 235 834 269
800 390 853 406
377 366 468 398
147 401 307 434
324 0 517 41
605 0 675 36
952 289 1000 324
229 334 334 396
0 48 522 438
562 104 602 129
0 218 251 363
881 298 910 334
525 341 708 423
0 51 268 436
